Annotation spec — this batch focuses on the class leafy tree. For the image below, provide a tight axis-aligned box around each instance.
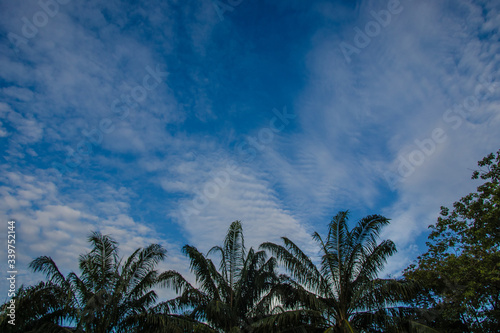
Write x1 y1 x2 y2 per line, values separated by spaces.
0 231 198 333
404 150 500 332
162 221 296 332
261 211 424 332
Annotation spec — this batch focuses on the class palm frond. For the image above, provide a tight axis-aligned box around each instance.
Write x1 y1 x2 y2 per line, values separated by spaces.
29 256 68 287
84 231 120 289
183 245 221 300
222 220 246 291
260 239 324 295
353 240 397 284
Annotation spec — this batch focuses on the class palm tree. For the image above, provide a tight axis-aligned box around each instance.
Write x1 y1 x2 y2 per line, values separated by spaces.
162 221 287 332
0 281 73 333
261 211 420 332
4 231 198 332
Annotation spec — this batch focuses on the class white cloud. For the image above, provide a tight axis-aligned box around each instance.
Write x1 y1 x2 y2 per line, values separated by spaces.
167 156 316 254
1 86 34 101
0 166 189 303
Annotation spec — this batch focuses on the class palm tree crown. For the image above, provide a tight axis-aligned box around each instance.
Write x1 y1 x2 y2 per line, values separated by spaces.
22 231 170 332
261 211 416 332
163 221 282 332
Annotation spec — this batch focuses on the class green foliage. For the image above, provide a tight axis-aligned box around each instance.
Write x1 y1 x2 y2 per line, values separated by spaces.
262 211 422 332
0 211 450 332
404 150 500 332
0 231 198 333
163 221 286 332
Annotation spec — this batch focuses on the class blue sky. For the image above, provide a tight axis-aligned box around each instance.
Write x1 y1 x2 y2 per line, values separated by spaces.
1 0 499 301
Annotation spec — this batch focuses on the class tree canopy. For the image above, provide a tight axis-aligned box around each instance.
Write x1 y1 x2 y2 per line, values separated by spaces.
404 150 500 332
